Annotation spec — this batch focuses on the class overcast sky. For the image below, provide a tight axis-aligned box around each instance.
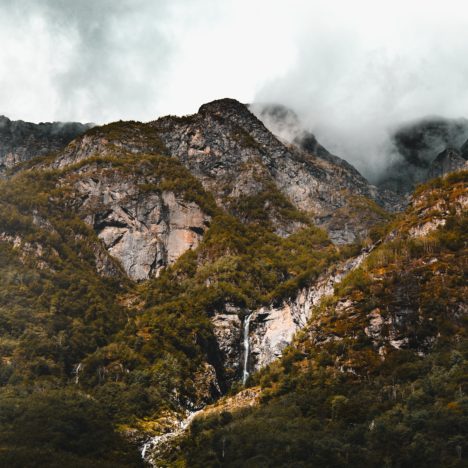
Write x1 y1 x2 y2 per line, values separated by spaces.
1 0 468 176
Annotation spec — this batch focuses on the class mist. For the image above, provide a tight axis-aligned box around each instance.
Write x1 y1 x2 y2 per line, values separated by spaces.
1 0 468 180
251 2 468 180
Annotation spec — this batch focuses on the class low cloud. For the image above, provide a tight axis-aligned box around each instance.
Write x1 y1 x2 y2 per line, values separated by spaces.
252 1 468 179
1 0 467 179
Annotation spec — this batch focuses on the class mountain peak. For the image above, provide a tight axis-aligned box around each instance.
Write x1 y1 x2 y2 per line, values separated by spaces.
198 97 249 116
428 147 467 179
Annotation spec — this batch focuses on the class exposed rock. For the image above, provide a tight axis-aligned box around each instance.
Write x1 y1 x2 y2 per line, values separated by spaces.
378 117 468 194
193 363 222 403
408 183 468 238
0 232 55 270
211 247 373 380
150 98 390 242
249 103 330 157
140 409 204 467
73 172 210 280
0 115 91 175
211 309 243 382
409 218 446 238
93 243 125 278
427 148 467 179
247 249 370 371
23 98 393 244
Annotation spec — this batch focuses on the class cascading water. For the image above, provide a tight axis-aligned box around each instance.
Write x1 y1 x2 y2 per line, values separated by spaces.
242 314 252 385
141 409 202 465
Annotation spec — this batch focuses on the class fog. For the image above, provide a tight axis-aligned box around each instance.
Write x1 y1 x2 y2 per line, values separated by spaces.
1 0 468 179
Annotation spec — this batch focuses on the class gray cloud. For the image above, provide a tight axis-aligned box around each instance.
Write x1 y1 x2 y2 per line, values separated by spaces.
1 0 467 180
0 0 173 122
252 2 468 179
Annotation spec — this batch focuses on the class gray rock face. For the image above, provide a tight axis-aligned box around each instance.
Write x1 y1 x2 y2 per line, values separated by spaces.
0 115 91 174
211 308 243 383
211 247 373 382
74 173 210 281
378 117 468 194
150 98 388 243
248 249 370 371
24 98 393 244
427 148 467 180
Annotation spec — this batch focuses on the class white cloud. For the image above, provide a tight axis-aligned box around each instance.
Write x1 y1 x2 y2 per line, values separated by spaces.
0 0 467 177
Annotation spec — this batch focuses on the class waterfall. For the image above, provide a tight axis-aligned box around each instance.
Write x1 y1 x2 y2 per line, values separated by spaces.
242 314 252 385
141 409 202 465
73 363 82 384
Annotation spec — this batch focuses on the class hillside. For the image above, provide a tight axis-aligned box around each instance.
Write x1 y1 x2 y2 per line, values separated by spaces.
0 115 92 176
378 117 468 194
177 170 468 468
0 100 466 467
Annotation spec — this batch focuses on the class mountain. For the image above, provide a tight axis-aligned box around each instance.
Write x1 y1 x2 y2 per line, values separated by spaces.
378 117 468 194
0 115 92 175
0 99 466 467
179 170 467 468
428 148 467 180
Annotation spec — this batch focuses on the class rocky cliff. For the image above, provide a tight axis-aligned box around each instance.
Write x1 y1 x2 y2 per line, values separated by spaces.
3 98 393 287
378 117 468 194
150 99 388 243
0 115 91 175
71 166 210 280
176 169 467 468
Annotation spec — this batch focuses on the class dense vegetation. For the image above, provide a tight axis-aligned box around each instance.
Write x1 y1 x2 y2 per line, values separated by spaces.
0 112 465 467
0 145 338 465
178 172 468 468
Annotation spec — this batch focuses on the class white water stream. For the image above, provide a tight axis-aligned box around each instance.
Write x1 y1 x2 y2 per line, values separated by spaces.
141 409 202 466
242 314 252 385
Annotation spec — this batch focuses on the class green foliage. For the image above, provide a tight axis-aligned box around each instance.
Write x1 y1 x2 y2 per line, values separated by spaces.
178 177 468 468
64 152 218 215
0 135 465 466
144 213 335 311
414 169 468 196
0 388 142 467
230 180 311 227
84 119 167 154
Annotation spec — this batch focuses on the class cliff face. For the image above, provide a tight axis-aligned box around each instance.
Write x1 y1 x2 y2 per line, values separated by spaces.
150 99 386 243
378 117 468 194
73 171 210 281
307 172 467 359
210 249 372 382
0 115 91 174
427 148 467 180
2 100 390 246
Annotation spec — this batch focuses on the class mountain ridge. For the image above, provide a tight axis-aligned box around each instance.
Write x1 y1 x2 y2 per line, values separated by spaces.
0 99 466 467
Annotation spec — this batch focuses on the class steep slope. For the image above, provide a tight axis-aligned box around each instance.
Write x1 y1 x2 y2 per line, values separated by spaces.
0 168 143 466
1 101 465 467
23 99 391 246
64 154 213 280
0 140 224 465
428 148 467 180
0 115 91 175
177 170 467 468
0 103 343 464
0 100 385 465
150 98 387 243
378 117 468 194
